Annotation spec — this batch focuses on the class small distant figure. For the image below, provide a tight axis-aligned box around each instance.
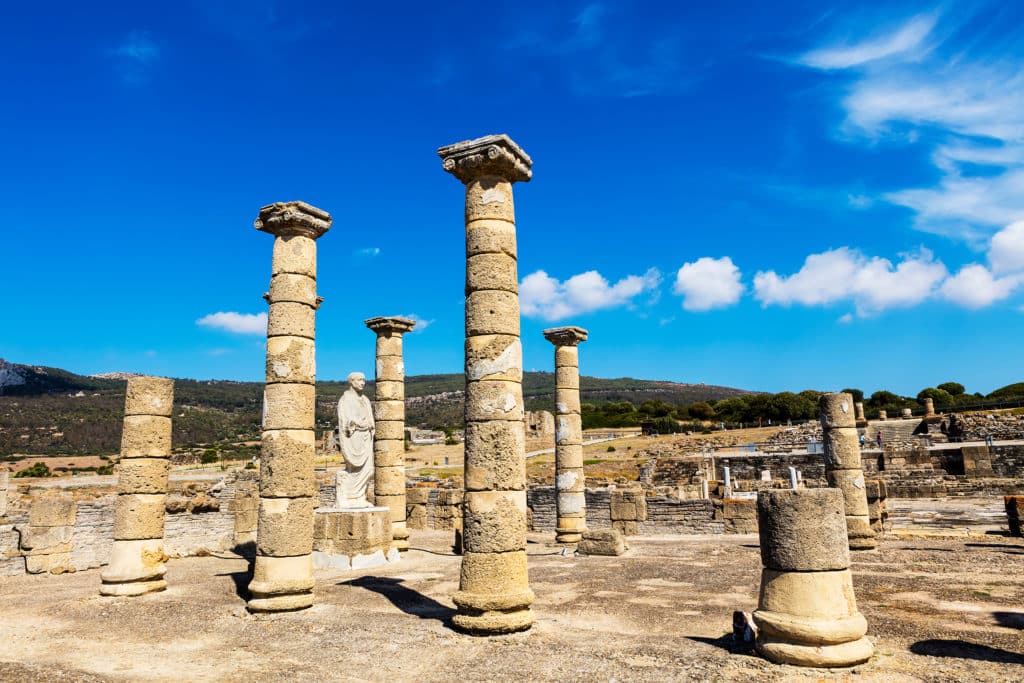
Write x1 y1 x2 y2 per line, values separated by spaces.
859 434 865 447
985 434 995 447
876 432 883 448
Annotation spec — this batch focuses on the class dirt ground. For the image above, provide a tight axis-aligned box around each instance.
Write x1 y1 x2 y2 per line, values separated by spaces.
1 529 1021 682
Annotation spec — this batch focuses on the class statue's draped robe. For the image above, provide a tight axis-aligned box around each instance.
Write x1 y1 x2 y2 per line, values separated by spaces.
337 389 374 507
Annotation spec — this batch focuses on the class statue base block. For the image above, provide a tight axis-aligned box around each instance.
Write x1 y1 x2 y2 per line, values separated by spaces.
312 507 398 570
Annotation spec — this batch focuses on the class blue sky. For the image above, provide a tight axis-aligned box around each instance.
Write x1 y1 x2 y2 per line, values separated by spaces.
4 1 1024 396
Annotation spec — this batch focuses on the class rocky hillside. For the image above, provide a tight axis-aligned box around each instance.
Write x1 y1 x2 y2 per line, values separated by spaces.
0 359 750 457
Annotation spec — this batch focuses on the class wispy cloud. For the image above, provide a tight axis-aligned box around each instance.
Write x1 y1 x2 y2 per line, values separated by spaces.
797 12 938 69
109 31 160 84
354 247 381 258
504 3 697 97
205 348 232 356
792 8 1024 242
521 267 662 321
196 312 267 335
673 257 744 312
402 314 434 333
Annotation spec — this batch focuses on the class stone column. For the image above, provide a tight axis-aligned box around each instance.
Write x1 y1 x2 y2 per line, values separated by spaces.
820 393 876 550
543 326 588 544
923 397 936 417
854 402 865 422
365 316 416 552
247 201 331 613
878 410 887 421
439 134 534 635
101 376 173 596
753 489 873 667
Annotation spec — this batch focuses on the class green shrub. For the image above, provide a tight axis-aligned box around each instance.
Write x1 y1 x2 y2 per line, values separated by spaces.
14 462 51 478
606 445 616 452
200 450 219 464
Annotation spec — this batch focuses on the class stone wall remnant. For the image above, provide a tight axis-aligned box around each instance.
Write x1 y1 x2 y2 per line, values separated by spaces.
248 201 331 613
820 393 876 550
753 488 873 667
543 325 588 544
101 376 173 595
20 493 77 574
440 133 534 635
366 316 416 552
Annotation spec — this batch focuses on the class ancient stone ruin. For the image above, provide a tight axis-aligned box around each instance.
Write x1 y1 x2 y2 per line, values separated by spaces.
440 133 534 635
820 392 876 550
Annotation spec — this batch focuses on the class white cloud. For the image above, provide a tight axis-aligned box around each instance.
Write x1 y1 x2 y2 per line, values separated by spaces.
354 247 381 257
673 257 743 311
838 313 854 324
753 247 947 316
196 312 267 335
520 268 661 321
402 314 433 333
940 264 1021 309
988 221 1024 274
798 13 937 70
109 31 160 84
794 10 1024 241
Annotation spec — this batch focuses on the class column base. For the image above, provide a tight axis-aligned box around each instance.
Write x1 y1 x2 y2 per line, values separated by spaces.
846 515 878 550
756 636 874 668
554 530 583 544
247 554 315 613
393 522 411 552
451 605 535 635
100 539 167 593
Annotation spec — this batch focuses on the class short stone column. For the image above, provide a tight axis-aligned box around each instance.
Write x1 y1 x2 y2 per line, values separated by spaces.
365 316 416 552
543 325 588 544
753 489 873 667
923 397 936 417
101 376 173 596
820 393 876 550
439 133 534 635
878 410 887 421
854 402 867 428
248 201 331 613
21 494 77 575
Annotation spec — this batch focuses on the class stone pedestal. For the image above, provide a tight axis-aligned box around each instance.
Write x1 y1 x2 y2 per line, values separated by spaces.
577 529 626 556
248 201 331 613
365 316 416 552
312 507 398 569
543 326 588 544
820 393 876 550
21 494 77 575
877 410 887 421
865 479 888 536
753 489 873 668
440 133 534 635
101 376 173 596
0 470 8 518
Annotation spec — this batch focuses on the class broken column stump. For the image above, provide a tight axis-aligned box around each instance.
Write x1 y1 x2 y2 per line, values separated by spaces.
753 488 873 668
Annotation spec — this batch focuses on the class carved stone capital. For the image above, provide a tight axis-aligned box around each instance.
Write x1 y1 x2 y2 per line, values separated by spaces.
255 201 332 240
365 316 416 336
438 134 532 184
543 326 588 347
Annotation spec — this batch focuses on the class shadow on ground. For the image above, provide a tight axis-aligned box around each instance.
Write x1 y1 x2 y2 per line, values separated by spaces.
910 639 1024 664
342 576 455 625
216 559 254 602
993 611 1024 630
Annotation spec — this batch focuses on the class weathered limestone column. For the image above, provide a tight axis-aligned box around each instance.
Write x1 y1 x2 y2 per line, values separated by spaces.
753 489 873 667
923 397 936 417
365 316 416 552
247 201 331 613
854 401 867 428
820 393 876 550
543 326 588 544
439 134 534 634
878 410 887 421
101 376 173 596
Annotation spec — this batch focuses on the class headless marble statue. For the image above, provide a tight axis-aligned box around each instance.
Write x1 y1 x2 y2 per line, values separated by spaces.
336 371 374 508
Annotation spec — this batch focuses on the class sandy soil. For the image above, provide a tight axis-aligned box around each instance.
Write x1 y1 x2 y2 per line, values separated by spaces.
1 530 1021 682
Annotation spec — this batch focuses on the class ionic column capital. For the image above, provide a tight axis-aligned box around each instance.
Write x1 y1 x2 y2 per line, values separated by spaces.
255 201 332 240
543 326 589 347
365 316 417 336
438 134 532 184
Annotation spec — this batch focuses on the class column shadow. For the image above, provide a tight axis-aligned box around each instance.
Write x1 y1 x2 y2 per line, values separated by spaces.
341 576 455 626
994 611 1024 630
215 559 254 601
910 639 1024 664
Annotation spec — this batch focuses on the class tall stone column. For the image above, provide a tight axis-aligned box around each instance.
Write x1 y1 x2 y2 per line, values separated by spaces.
365 316 416 552
439 134 534 635
248 201 331 613
101 376 173 596
753 489 873 667
923 397 936 417
543 326 588 544
820 393 876 550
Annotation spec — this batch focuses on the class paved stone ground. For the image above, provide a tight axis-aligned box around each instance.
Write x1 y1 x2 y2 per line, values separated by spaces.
0 528 1021 682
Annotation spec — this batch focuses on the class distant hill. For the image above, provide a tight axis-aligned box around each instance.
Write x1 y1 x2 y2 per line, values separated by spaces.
0 359 751 457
